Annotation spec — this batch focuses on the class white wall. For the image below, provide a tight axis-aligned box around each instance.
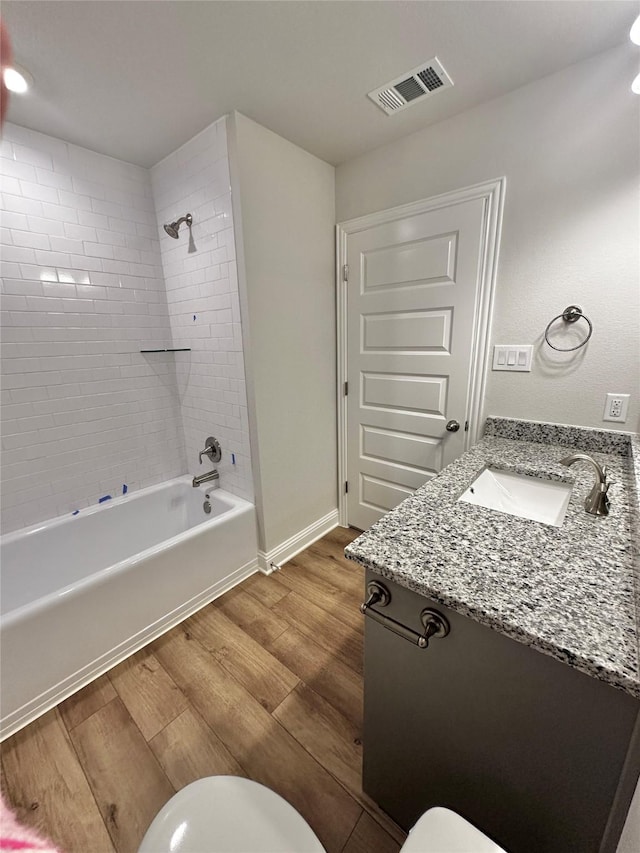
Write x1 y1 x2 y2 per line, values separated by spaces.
228 113 336 554
0 124 186 533
336 45 640 433
151 117 252 500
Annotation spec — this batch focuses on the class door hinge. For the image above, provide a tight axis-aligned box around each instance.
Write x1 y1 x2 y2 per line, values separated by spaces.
345 481 349 493
344 381 348 396
342 264 349 282
465 421 469 432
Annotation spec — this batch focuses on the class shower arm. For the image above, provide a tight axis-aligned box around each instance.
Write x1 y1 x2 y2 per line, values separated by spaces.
163 213 193 238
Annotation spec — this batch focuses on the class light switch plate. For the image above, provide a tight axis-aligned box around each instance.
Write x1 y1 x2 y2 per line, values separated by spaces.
492 345 533 372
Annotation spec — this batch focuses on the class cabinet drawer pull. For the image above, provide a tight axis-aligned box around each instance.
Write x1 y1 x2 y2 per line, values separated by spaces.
360 581 450 649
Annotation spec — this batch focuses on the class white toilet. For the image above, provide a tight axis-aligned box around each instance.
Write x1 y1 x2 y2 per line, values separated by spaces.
139 775 506 852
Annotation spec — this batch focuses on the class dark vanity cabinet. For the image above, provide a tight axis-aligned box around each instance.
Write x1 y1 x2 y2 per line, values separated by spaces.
362 570 640 853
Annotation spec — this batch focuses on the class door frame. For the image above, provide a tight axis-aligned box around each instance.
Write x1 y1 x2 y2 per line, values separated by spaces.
336 177 506 527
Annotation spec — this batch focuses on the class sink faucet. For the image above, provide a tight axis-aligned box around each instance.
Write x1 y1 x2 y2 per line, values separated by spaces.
559 453 610 517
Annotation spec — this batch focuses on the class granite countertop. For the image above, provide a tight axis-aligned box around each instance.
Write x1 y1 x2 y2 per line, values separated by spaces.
345 418 640 699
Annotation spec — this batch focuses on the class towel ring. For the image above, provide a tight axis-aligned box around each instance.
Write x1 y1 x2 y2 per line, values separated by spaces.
544 305 593 352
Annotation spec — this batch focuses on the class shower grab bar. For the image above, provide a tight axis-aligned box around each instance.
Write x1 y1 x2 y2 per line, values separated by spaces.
360 581 449 649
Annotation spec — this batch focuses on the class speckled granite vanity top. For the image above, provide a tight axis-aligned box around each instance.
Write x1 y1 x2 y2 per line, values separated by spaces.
345 418 640 698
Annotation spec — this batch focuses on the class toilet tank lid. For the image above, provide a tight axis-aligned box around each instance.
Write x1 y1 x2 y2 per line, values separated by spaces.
402 807 507 853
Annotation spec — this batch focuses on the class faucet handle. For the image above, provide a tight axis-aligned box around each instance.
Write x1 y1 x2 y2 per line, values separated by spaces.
600 466 616 491
198 436 222 465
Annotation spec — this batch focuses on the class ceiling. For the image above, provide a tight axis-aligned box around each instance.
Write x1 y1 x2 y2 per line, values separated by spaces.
2 1 637 168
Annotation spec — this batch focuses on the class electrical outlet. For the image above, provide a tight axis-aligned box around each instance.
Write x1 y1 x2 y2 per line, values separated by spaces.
603 393 630 423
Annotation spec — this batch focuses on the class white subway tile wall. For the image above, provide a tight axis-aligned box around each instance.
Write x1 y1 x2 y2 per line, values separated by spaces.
151 117 253 501
1 123 187 533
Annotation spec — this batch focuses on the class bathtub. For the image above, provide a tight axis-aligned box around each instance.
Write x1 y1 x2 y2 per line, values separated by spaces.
0 477 258 740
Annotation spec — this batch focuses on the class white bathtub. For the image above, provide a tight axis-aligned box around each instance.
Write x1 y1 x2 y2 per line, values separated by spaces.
0 477 258 740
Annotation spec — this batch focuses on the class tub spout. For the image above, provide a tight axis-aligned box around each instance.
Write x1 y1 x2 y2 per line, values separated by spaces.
192 469 219 488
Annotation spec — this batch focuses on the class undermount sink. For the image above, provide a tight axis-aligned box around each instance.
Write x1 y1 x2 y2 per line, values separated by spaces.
458 467 573 527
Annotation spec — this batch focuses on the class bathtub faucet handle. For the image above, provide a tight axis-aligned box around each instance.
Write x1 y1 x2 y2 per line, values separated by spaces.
198 436 222 465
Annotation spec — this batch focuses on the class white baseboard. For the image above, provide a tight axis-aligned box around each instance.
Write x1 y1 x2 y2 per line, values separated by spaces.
258 509 339 574
0 558 258 742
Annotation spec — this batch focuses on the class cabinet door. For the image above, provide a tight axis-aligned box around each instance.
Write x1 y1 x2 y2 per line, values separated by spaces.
362 571 640 853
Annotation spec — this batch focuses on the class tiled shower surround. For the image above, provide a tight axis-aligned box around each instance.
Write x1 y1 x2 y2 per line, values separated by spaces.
151 118 252 500
0 119 252 534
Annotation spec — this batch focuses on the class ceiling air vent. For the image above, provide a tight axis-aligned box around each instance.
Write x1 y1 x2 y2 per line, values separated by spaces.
368 57 453 116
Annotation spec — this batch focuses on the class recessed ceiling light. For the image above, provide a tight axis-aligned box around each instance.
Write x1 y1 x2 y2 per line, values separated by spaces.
3 64 33 95
632 72 640 95
631 14 640 46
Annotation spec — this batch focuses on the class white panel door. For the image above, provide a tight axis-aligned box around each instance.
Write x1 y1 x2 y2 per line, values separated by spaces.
346 198 486 530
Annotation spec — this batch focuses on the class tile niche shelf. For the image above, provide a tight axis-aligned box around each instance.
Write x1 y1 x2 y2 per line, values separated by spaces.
139 348 191 353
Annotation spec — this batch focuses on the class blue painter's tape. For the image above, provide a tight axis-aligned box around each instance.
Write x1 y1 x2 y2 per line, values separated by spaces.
98 495 112 504
72 510 80 516
122 484 128 495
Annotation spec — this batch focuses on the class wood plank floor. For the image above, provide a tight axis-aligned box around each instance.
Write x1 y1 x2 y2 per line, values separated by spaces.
1 528 407 853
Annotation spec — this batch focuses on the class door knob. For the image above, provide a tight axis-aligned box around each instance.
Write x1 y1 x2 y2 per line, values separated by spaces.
446 420 460 432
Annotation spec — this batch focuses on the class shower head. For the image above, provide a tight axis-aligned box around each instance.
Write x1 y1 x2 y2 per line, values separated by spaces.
163 213 193 239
